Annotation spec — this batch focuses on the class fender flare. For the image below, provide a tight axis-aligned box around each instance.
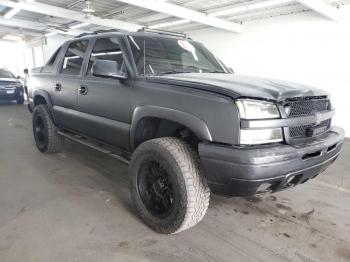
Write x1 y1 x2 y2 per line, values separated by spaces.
32 90 58 124
32 89 54 110
130 105 212 150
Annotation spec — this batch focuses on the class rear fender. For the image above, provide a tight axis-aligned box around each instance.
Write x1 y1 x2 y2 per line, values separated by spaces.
32 89 53 110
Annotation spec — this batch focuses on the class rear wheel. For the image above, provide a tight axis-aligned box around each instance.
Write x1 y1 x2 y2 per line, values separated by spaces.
130 137 210 234
32 105 64 153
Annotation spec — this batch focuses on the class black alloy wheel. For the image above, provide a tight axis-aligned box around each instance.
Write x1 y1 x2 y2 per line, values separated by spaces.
130 138 210 234
32 105 64 153
33 114 46 149
137 160 175 218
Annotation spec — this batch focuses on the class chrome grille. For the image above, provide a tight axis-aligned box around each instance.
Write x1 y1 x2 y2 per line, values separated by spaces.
285 97 331 138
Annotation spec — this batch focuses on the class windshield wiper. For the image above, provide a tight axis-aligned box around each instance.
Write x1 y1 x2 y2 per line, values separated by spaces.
159 70 193 75
206 70 225 73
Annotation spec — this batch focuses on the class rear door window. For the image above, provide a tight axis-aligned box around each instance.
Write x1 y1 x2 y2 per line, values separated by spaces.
86 37 125 76
61 40 89 76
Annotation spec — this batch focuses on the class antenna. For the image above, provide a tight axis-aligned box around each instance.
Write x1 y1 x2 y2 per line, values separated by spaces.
143 40 146 76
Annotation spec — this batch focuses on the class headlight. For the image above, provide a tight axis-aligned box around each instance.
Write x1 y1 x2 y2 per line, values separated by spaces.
240 128 283 145
236 99 280 119
236 99 283 145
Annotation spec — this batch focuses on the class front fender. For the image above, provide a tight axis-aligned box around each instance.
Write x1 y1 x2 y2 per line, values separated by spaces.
32 89 53 109
130 105 213 150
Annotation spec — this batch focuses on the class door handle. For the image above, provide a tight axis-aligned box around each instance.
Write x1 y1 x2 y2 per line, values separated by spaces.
78 85 88 95
55 83 62 91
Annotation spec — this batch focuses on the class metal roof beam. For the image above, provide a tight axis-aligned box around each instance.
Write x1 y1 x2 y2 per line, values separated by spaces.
0 17 85 36
296 0 341 21
0 0 142 31
0 25 42 37
114 0 243 33
0 17 46 32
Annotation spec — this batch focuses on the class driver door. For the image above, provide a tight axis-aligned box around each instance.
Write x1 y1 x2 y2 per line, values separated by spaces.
76 37 132 150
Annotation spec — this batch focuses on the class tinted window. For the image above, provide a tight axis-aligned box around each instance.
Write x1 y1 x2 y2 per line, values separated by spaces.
42 47 61 73
128 35 227 75
61 40 89 75
87 37 125 75
0 69 15 78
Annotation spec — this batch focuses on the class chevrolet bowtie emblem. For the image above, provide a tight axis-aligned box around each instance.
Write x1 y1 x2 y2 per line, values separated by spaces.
315 112 322 125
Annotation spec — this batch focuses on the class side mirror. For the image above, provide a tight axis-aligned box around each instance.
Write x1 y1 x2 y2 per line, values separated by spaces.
16 76 21 79
92 60 127 80
228 68 235 74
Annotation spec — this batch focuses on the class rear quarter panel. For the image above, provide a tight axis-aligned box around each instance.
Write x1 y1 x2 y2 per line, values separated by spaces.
28 73 55 105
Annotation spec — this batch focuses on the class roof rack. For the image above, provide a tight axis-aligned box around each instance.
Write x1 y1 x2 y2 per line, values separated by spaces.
74 29 126 38
74 28 189 39
138 27 187 38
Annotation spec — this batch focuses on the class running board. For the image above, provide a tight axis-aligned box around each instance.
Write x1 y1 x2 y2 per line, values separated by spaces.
57 131 130 165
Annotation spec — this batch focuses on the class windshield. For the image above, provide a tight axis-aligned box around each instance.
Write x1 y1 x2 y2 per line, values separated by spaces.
128 35 228 75
0 69 15 79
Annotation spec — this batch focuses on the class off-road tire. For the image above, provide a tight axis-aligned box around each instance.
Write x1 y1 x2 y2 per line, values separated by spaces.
32 105 64 153
130 137 210 234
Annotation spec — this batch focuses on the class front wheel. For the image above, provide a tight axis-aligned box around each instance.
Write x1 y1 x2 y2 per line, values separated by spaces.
16 97 24 104
130 137 210 234
16 89 25 104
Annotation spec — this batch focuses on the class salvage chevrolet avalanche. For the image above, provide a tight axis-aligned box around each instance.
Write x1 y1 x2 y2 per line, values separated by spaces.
27 29 344 234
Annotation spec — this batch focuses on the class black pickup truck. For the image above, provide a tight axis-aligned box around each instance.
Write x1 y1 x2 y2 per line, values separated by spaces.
27 29 344 234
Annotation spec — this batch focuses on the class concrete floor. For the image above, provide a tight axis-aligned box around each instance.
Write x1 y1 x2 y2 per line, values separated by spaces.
0 102 349 262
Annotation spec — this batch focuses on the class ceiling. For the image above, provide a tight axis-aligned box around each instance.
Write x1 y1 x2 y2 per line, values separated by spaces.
0 0 349 42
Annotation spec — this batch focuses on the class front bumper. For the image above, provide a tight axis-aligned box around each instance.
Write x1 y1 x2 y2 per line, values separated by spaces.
0 87 24 101
199 126 345 197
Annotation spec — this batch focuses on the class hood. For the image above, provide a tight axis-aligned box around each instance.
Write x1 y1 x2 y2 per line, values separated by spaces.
147 73 327 101
0 78 20 86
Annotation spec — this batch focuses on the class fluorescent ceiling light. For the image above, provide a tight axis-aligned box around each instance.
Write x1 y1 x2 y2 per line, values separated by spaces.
209 0 293 17
4 7 21 19
148 0 292 30
149 19 190 29
25 0 36 2
2 34 23 41
253 0 292 9
70 22 90 29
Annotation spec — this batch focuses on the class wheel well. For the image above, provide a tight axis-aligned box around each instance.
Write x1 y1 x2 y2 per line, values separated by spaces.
34 95 47 106
134 117 200 150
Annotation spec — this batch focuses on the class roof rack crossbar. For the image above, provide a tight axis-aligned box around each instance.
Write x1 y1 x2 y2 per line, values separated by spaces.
75 29 126 38
138 27 187 38
75 32 93 38
74 28 189 39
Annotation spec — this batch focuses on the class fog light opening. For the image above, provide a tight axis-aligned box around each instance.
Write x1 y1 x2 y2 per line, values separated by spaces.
327 144 337 152
257 183 272 194
285 174 303 187
286 176 294 184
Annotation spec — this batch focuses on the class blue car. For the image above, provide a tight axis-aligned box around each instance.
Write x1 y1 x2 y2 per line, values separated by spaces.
0 68 24 104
